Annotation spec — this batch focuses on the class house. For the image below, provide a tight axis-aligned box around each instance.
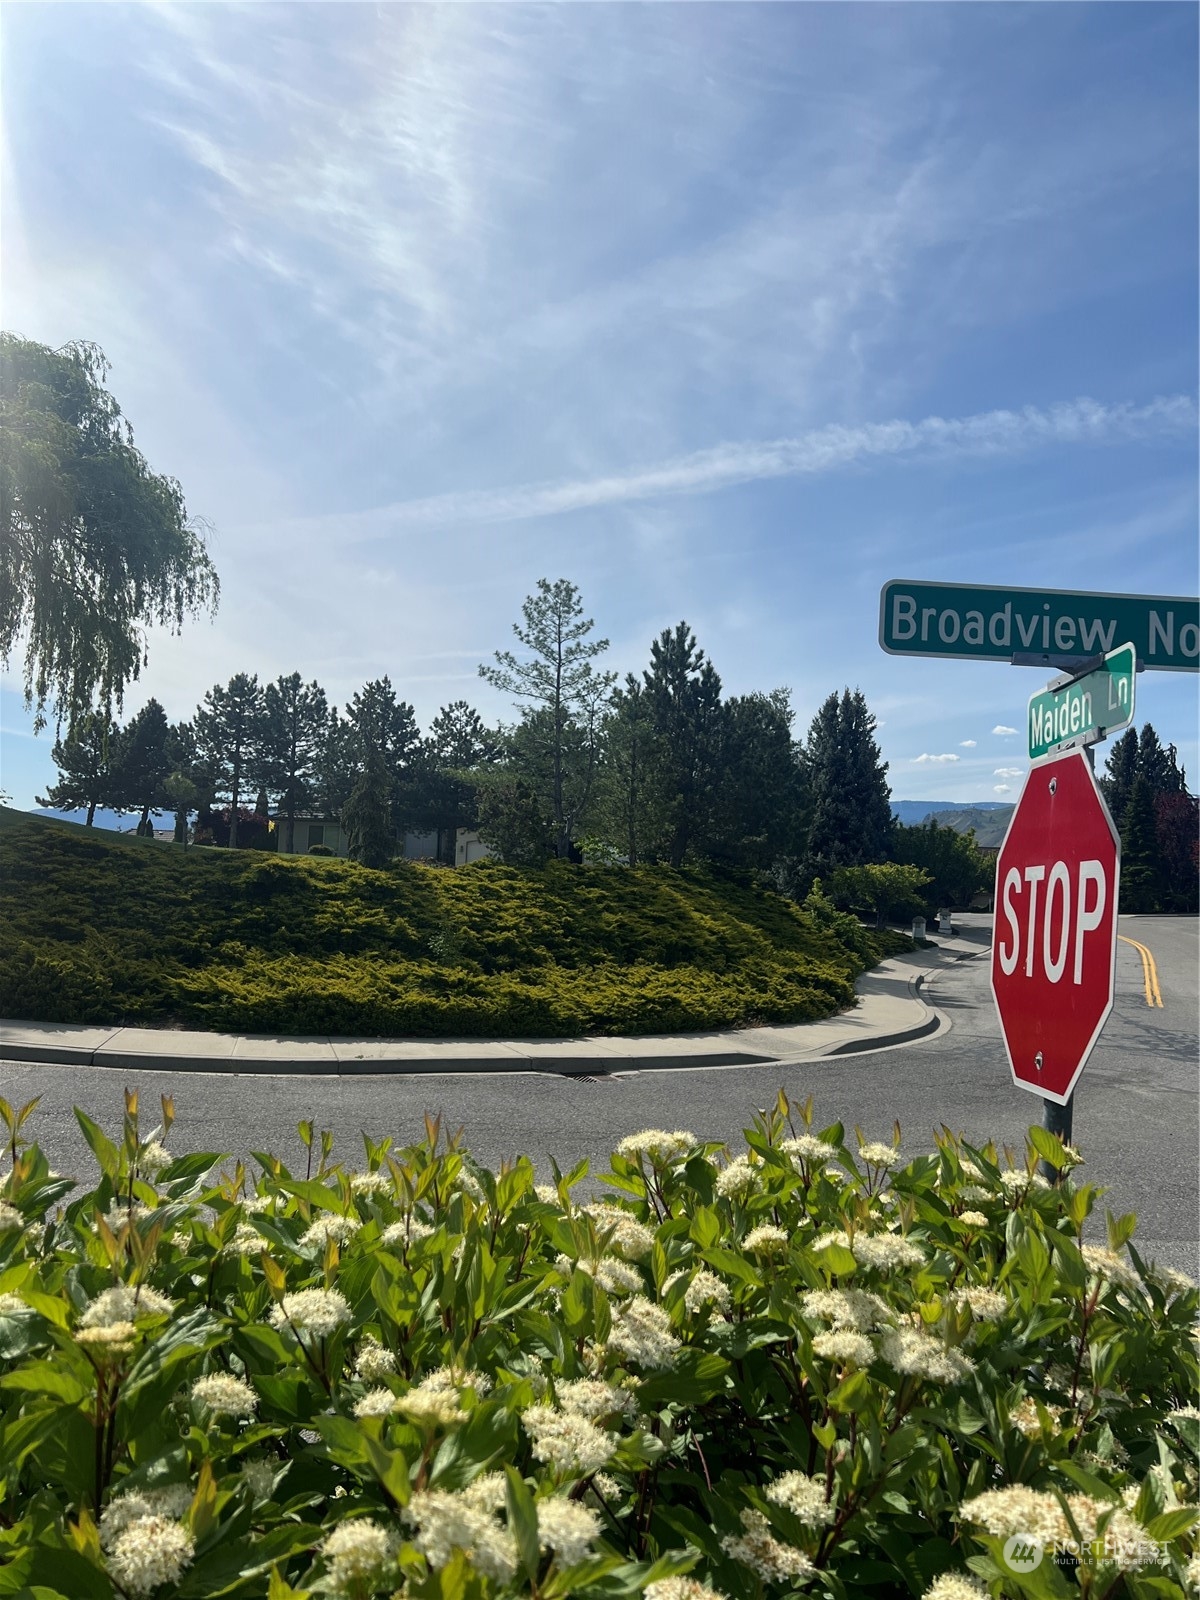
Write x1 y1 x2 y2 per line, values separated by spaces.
271 813 475 864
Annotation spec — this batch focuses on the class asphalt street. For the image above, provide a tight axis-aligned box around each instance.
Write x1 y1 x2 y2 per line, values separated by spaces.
2 914 1196 1273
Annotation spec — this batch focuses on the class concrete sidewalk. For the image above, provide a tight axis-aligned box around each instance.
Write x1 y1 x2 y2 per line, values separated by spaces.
0 940 983 1079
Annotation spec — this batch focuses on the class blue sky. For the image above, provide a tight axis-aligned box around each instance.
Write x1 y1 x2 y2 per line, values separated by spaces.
2 2 1197 812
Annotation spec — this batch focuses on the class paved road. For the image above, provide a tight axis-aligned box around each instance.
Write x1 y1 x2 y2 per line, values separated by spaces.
2 915 1195 1273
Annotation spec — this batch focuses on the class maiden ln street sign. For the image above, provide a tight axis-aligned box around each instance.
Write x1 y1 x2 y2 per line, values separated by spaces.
1027 642 1136 762
879 580 1200 671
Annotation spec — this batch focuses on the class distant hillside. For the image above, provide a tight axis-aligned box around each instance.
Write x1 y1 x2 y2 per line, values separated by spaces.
30 807 142 833
890 800 1010 828
913 806 1014 847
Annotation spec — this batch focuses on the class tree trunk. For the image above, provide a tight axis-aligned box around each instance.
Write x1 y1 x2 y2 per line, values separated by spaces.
286 808 295 854
139 805 150 836
86 800 96 826
229 759 241 850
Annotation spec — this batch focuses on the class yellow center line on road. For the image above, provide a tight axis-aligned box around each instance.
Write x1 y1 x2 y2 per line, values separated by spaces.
1117 935 1164 1008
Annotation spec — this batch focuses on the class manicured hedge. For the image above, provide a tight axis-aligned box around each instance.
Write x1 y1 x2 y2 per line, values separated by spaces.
0 810 909 1037
0 1091 1195 1598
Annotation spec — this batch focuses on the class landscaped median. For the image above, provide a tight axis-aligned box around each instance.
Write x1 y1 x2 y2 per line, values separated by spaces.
0 1089 1196 1599
0 809 910 1038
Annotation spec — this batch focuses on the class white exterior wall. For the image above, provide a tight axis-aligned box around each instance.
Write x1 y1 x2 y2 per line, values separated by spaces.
455 828 492 866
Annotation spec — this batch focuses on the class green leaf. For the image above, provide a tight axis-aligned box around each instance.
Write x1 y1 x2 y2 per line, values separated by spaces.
0 1362 88 1406
505 1466 541 1582
267 1569 311 1600
73 1110 119 1180
1028 1126 1066 1170
363 1434 411 1508
1145 1507 1198 1541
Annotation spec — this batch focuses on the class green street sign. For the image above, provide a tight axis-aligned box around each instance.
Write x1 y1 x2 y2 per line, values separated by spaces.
879 580 1200 671
1027 642 1136 761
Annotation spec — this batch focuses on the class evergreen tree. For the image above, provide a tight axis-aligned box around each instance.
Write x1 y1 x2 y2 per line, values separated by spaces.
480 579 615 859
596 677 666 867
1154 791 1200 913
428 701 502 768
342 749 397 869
642 622 724 868
398 702 500 861
314 708 359 817
36 711 120 825
111 698 171 834
801 688 892 881
261 673 328 853
194 673 265 849
163 720 213 845
345 677 420 781
1119 774 1166 913
710 690 799 870
1101 728 1139 833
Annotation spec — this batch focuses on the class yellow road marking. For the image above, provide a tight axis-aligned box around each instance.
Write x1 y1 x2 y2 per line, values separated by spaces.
1118 935 1164 1008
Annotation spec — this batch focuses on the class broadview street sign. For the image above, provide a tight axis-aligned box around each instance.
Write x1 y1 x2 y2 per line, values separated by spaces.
1027 642 1136 762
879 580 1200 671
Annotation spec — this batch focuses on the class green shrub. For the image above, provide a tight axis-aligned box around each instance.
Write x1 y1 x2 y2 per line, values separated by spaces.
308 843 335 856
0 810 910 1037
0 1091 1195 1599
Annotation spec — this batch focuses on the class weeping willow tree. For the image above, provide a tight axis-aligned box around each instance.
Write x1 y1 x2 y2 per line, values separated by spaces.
0 334 219 729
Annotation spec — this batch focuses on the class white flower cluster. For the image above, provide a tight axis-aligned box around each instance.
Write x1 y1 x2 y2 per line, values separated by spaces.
354 1336 397 1382
857 1142 900 1170
269 1287 351 1338
100 1488 194 1597
781 1134 837 1167
646 1580 728 1600
0 1201 25 1232
960 1487 1160 1570
556 1377 638 1424
191 1373 258 1417
1001 1168 1050 1195
239 1459 277 1501
558 1253 644 1296
455 1168 487 1204
616 1129 696 1165
951 1287 1007 1323
353 1387 397 1418
136 1141 173 1177
765 1471 835 1527
607 1294 680 1370
380 1217 435 1249
521 1405 617 1476
80 1284 175 1328
223 1222 263 1257
743 1224 790 1257
801 1288 893 1331
715 1155 759 1199
922 1576 989 1600
0 1291 27 1314
958 1211 989 1229
582 1204 656 1261
320 1517 397 1593
350 1170 393 1196
535 1183 562 1206
720 1508 814 1583
537 1496 601 1565
851 1234 925 1272
879 1326 974 1385
1081 1245 1143 1294
299 1214 362 1249
812 1329 875 1367
403 1477 516 1580
663 1267 732 1317
1009 1396 1061 1439
394 1369 470 1429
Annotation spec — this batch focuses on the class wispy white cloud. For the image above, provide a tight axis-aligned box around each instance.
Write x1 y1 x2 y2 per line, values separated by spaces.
959 738 977 747
266 395 1196 541
994 784 1012 794
994 766 1024 777
913 752 960 764
993 724 1018 736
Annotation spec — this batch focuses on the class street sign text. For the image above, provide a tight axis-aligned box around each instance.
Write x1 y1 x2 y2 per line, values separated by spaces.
1027 642 1136 760
879 580 1199 671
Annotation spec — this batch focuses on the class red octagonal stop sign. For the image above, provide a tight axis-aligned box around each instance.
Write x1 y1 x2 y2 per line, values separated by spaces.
991 750 1120 1105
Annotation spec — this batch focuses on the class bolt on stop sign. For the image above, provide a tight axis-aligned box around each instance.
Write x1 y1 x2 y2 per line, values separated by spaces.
990 750 1121 1105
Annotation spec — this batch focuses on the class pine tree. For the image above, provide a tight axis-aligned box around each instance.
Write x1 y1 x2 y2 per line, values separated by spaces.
642 622 724 868
595 677 666 867
801 688 892 881
261 673 328 853
194 673 265 849
112 699 171 834
710 690 799 870
480 580 615 859
36 712 120 825
1119 774 1166 913
342 749 396 869
1101 728 1139 833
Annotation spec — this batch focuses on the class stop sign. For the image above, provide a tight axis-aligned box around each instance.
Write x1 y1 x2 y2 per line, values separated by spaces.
990 750 1120 1104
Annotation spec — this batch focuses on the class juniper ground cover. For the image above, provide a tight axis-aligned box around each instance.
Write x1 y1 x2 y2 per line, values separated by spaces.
0 809 908 1037
0 1089 1195 1599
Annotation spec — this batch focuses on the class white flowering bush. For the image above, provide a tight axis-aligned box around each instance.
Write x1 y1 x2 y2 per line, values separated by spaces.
0 1088 1196 1599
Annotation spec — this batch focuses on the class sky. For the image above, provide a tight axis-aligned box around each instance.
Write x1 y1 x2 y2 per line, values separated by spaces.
2 2 1197 813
